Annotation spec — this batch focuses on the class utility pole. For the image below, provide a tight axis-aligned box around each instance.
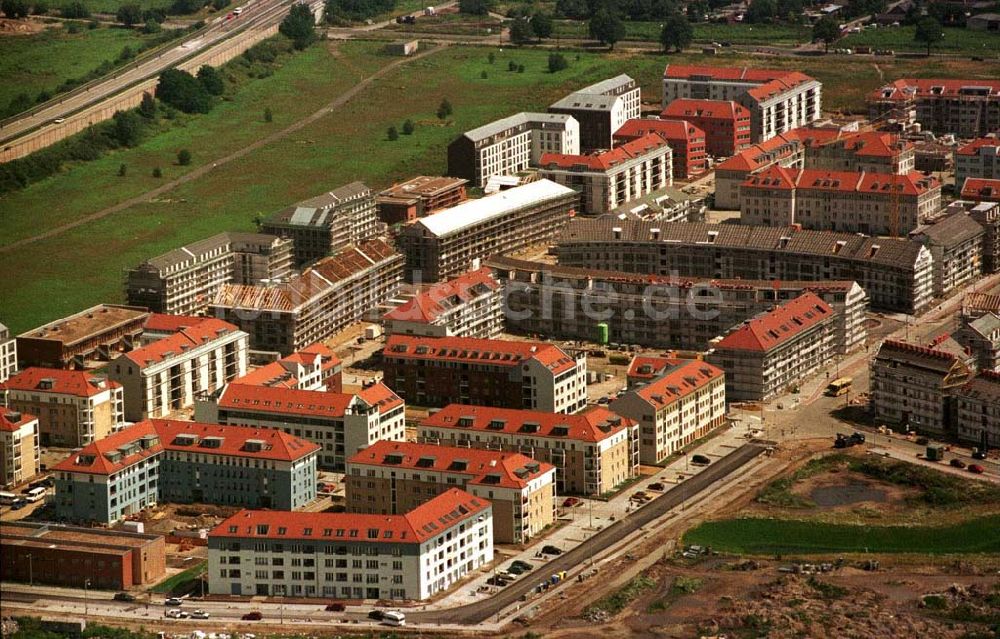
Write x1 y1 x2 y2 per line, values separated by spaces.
84 579 91 618
26 553 32 587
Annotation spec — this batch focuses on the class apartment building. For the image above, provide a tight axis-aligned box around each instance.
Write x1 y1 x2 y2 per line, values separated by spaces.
262 182 379 267
383 335 588 414
198 382 405 471
108 318 248 422
961 178 1000 203
613 118 707 179
954 371 1000 448
376 176 469 225
662 65 822 143
397 179 579 283
660 99 752 157
610 359 726 463
52 420 319 524
447 112 580 188
870 340 973 437
0 323 15 384
538 132 673 215
488 255 867 354
125 232 294 316
868 79 1000 138
739 167 942 235
17 305 149 370
706 293 838 402
0 409 39 489
210 240 403 354
969 202 1000 273
956 137 1000 187
383 267 503 339
419 405 639 495
548 75 641 151
346 441 556 544
556 219 935 314
954 312 1000 373
910 213 985 297
208 488 493 600
1 368 124 447
232 344 342 392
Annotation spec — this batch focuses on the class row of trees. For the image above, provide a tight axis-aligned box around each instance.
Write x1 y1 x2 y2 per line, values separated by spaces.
812 14 946 55
324 0 394 22
0 0 227 19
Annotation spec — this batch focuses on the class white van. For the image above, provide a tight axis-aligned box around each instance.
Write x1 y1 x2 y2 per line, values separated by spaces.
382 611 406 626
24 486 47 502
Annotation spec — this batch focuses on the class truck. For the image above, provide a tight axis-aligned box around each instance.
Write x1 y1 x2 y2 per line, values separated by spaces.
834 432 866 448
925 445 945 462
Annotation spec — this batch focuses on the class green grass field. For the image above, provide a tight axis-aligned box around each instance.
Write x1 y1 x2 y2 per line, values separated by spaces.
151 561 206 593
552 20 811 45
683 514 1000 555
0 25 165 115
840 25 1000 57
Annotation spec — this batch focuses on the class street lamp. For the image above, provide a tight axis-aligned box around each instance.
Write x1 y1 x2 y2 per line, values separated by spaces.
26 553 32 587
84 579 91 617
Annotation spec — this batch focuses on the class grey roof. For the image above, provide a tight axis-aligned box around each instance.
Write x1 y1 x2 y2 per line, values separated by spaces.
143 232 280 271
463 112 574 143
575 74 635 96
913 213 984 248
550 74 635 111
968 312 1000 338
0 322 8 340
267 182 371 225
557 219 928 269
875 340 960 373
957 372 1000 402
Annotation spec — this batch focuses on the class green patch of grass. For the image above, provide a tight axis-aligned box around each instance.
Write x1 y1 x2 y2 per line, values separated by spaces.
840 25 1000 57
922 594 949 610
806 576 847 599
0 25 167 115
847 456 1000 508
11 617 158 639
587 575 656 616
551 20 810 45
647 575 704 612
683 514 1000 555
756 454 849 508
151 561 205 593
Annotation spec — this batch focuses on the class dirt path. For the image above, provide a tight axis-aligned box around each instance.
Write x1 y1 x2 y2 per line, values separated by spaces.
0 43 446 255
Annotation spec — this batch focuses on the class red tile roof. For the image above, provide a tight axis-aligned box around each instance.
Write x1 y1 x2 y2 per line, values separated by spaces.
384 335 578 375
209 488 489 543
956 137 1000 157
422 405 635 444
0 409 37 432
539 132 670 172
124 318 241 367
348 441 554 489
384 267 500 324
745 72 816 102
713 293 833 353
661 99 750 122
628 360 724 408
51 419 319 475
715 132 802 172
0 367 120 398
142 313 202 334
217 382 401 419
233 344 342 389
870 78 1000 102
613 118 706 146
626 356 678 381
961 178 1000 202
743 166 940 196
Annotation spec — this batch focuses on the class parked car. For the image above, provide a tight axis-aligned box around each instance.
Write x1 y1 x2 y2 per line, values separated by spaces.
114 592 136 602
497 570 517 581
541 545 563 555
648 482 665 492
691 454 711 466
368 610 385 621
325 602 346 612
562 497 581 508
189 610 210 619
968 464 985 474
10 499 27 510
511 560 533 572
486 576 509 587
950 458 967 469
164 609 185 619
972 449 988 460
242 612 263 621
631 491 650 502
164 597 183 606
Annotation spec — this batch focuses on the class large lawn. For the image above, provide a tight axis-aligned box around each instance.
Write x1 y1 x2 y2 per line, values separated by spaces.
683 514 1000 555
840 25 1000 57
552 20 811 45
0 25 165 115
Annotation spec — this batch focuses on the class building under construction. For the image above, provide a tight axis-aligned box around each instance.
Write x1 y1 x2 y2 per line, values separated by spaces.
868 79 1000 138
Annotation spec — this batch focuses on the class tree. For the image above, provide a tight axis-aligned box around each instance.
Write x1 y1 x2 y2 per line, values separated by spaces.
60 1 89 17
531 11 553 38
143 17 161 32
211 0 229 9
555 0 588 18
116 2 142 25
914 16 944 55
387 126 398 140
402 119 415 134
488 51 495 63
589 8 624 49
157 68 213 113
659 10 692 52
458 0 491 14
197 65 224 95
324 0 396 22
548 51 568 72
177 149 192 165
152 166 163 178
509 17 532 43
480 69 488 79
112 110 143 147
517 63 524 73
169 0 202 14
2 0 30 18
139 92 157 118
279 3 317 49
118 163 127 177
812 15 839 52
263 106 273 122
31 0 48 14
745 0 775 23
437 98 453 119
685 0 707 21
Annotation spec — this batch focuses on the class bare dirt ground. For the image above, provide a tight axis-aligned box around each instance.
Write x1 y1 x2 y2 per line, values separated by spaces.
0 17 47 35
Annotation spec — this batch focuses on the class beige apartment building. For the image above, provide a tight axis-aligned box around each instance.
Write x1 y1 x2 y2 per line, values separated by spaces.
1 368 124 447
910 213 985 297
125 232 293 316
0 409 39 489
383 267 504 339
706 293 839 402
0 323 16 384
956 137 1000 188
346 441 556 544
419 405 638 496
610 360 726 464
549 75 642 151
740 167 941 235
868 79 1000 138
954 371 1000 448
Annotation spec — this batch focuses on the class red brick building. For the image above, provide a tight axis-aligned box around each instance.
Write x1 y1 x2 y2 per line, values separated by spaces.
376 176 469 225
660 99 751 158
613 118 707 178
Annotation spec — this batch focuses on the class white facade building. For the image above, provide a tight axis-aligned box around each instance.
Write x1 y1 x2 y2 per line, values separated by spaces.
383 267 504 339
0 323 16 383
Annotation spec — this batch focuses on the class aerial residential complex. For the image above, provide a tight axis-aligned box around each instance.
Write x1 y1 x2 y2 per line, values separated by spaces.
419 404 639 495
16 305 149 370
197 381 406 471
346 441 556 544
1 368 124 447
52 419 319 524
210 240 403 354
0 409 39 489
662 65 822 143
207 488 493 600
382 335 588 414
538 132 673 215
868 79 1000 137
956 137 1000 187
613 118 707 179
376 176 469 225
125 232 294 316
611 359 726 463
911 213 985 297
555 219 934 314
397 179 579 283
954 371 1000 448
229 343 343 392
660 99 752 157
383 267 504 339
548 74 641 151
447 112 580 187
261 182 380 267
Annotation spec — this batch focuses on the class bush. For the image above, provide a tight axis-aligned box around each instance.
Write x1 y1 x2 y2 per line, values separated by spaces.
177 149 192 165
387 126 398 140
323 0 395 21
157 68 213 113
211 0 229 9
2 0 31 18
197 65 224 95
118 163 127 176
480 70 487 79
263 106 273 122
458 0 492 14
66 21 80 32
152 166 163 178
437 98 452 119
279 3 317 49
547 52 568 72
60 0 88 17
143 17 161 33
116 2 142 25
402 119 414 134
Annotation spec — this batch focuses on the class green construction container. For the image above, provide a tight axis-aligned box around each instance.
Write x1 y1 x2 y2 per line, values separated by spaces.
596 322 609 345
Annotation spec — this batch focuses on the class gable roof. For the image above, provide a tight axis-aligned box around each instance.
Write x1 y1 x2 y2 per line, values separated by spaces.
216 382 401 419
661 99 750 121
961 178 1000 202
957 137 1000 157
123 318 241 367
627 360 724 408
713 293 833 353
421 404 635 443
384 335 577 375
541 132 669 172
613 118 706 145
0 409 37 432
384 267 500 324
1 367 119 397
870 78 1000 102
875 339 963 374
743 166 939 196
